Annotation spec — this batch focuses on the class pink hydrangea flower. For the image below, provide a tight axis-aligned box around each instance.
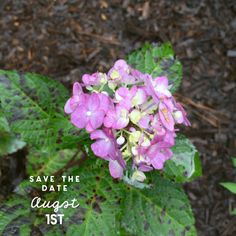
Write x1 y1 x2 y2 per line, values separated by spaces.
109 159 124 179
90 128 125 179
82 73 99 86
174 102 191 126
71 93 106 132
146 141 173 170
104 105 129 129
159 100 175 131
90 128 116 160
115 86 137 110
64 82 84 114
65 58 191 181
132 87 147 106
146 76 172 102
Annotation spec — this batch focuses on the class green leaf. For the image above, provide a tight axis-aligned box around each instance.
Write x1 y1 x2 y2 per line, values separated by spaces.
26 148 81 176
61 159 195 236
232 157 236 168
164 135 202 183
0 70 88 151
127 42 182 93
0 196 31 236
1 158 196 236
121 173 196 236
220 182 236 194
231 208 236 215
0 111 11 135
0 136 26 156
0 111 26 156
0 194 64 235
59 159 123 236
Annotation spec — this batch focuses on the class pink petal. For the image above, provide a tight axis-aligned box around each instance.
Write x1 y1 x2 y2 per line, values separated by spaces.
73 82 82 95
116 87 129 100
155 76 168 87
114 117 129 129
98 93 111 113
138 115 150 129
90 110 105 130
109 160 123 179
64 98 73 114
159 102 174 131
90 130 107 140
104 111 116 128
87 93 100 111
91 140 111 160
85 121 95 133
71 106 88 129
151 152 166 170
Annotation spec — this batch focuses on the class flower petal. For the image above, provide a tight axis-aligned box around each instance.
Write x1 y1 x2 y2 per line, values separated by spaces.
64 98 73 114
87 93 100 111
90 110 105 130
73 82 82 95
109 160 123 179
91 140 111 160
71 106 88 129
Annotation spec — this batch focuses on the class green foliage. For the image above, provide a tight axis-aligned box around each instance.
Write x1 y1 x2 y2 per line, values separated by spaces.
0 42 200 236
232 157 236 168
0 196 30 236
127 42 182 93
220 157 236 215
220 182 236 194
164 135 202 183
0 70 88 152
0 159 196 236
122 172 196 236
0 111 26 156
26 149 80 176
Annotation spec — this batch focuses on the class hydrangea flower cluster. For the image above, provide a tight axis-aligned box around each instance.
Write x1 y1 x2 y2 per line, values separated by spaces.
64 60 190 182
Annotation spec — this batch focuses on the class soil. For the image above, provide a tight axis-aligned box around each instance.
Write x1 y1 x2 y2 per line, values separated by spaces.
0 1 236 235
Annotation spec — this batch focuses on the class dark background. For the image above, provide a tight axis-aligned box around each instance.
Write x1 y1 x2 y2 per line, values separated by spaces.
0 0 235 235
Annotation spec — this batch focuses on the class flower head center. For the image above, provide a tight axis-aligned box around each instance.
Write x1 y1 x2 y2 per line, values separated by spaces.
86 111 92 117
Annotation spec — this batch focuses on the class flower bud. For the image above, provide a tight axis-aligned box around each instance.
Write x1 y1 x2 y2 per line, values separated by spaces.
131 170 146 182
173 110 184 123
130 109 142 124
129 131 141 144
116 136 125 145
131 146 138 156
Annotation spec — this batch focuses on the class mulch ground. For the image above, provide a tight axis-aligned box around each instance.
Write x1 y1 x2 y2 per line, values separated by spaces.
0 1 236 235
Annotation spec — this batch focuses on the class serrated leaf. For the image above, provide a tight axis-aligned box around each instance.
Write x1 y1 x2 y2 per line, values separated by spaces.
127 42 182 93
0 111 26 156
59 159 123 236
220 182 236 194
0 194 63 235
121 173 196 236
1 157 196 236
0 70 88 151
26 149 80 176
0 136 26 156
164 135 202 183
60 159 196 236
0 111 11 135
0 196 30 236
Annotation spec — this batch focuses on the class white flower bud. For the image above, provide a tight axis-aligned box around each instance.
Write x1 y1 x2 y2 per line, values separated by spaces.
173 110 183 123
131 146 138 156
116 136 125 145
131 170 146 182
